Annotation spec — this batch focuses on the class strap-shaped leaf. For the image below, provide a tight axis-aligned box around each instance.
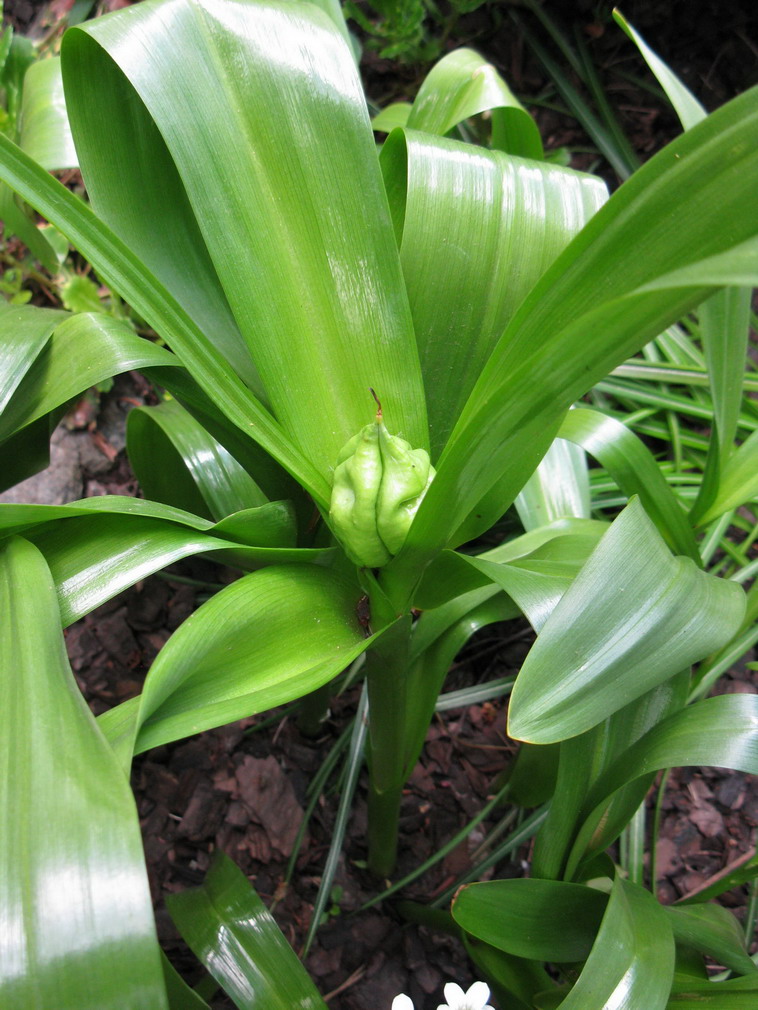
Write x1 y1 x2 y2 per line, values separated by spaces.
508 498 745 744
0 301 63 414
394 84 758 571
613 12 752 467
381 129 605 454
452 879 606 962
558 876 674 1010
127 400 268 521
0 538 168 1009
0 308 177 447
412 517 606 611
567 694 758 875
514 435 590 531
98 563 372 763
0 497 305 624
664 904 757 977
405 48 544 158
696 427 758 525
0 131 328 503
63 0 428 476
18 57 77 169
168 851 327 1010
557 406 699 562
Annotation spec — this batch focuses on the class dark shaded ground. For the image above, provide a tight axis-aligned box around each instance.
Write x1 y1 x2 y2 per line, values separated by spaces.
2 0 758 1006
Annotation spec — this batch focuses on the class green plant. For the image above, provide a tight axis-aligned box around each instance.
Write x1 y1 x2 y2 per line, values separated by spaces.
0 2 757 1006
344 0 490 63
0 3 77 271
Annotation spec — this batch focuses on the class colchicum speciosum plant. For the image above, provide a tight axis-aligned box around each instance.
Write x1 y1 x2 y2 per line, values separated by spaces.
1 1 758 1007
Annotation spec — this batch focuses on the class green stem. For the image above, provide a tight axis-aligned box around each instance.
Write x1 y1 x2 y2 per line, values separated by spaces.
363 571 413 877
295 680 333 738
367 779 405 880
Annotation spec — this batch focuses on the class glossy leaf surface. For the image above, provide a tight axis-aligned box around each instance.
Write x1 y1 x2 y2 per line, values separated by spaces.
397 84 758 569
64 0 427 477
452 879 606 962
168 851 327 1009
0 302 62 415
405 47 543 158
127 399 267 521
18 57 77 169
0 497 302 624
558 407 699 561
98 564 371 761
0 538 167 1009
0 131 328 503
508 499 744 743
382 129 605 454
567 694 758 872
558 876 673 1010
0 308 177 448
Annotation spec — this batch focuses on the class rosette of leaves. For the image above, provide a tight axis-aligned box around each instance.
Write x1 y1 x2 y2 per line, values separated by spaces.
0 2 757 1007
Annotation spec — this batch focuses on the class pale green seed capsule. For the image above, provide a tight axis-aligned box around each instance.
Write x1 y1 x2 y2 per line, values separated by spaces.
329 401 435 568
330 422 392 568
376 423 434 555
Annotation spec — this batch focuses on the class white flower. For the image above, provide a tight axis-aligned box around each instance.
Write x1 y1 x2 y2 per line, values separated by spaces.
437 981 495 1010
392 997 415 1010
391 981 494 1010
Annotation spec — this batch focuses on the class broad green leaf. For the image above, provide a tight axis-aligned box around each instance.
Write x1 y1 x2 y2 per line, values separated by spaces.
0 538 167 1009
64 0 428 477
696 427 758 525
464 935 547 1010
381 129 605 454
664 904 757 977
395 84 758 574
514 434 590 531
0 131 328 504
0 497 305 624
18 57 77 169
0 55 76 270
405 48 543 159
0 309 177 447
532 671 689 882
412 517 606 612
668 976 758 1006
616 12 756 468
98 564 371 762
62 13 261 397
127 400 267 522
508 499 745 744
557 876 674 1010
458 533 603 633
567 694 758 873
557 406 699 561
168 851 327 1010
403 588 518 782
0 414 57 491
0 301 62 414
142 365 309 523
452 879 607 962
372 101 412 132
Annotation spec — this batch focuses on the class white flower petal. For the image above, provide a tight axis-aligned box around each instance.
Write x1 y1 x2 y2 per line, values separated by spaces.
466 981 492 1007
392 995 415 1010
442 981 467 1006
